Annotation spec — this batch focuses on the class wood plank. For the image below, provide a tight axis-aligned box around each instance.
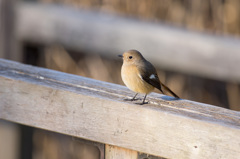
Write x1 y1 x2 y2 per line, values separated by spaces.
16 2 240 82
0 58 240 159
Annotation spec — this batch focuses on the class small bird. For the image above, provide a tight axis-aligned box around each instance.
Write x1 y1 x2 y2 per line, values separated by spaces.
119 50 179 104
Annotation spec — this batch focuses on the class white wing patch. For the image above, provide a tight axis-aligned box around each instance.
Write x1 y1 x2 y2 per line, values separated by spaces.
149 74 156 79
138 73 143 80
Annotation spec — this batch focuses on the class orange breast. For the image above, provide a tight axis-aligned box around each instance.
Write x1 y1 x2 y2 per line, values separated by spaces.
121 64 154 94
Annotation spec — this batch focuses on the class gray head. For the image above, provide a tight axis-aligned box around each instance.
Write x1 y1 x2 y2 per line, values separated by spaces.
119 50 145 65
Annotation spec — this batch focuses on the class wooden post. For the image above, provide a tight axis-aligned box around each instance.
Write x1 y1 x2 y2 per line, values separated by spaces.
0 1 19 159
0 0 22 61
105 145 138 159
0 1 22 159
0 120 20 159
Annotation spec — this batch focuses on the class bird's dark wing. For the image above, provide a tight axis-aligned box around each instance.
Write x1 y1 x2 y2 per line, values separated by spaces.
139 61 164 93
139 61 180 98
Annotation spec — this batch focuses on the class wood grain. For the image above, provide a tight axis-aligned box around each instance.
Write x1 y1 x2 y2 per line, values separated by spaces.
16 2 240 82
0 59 240 159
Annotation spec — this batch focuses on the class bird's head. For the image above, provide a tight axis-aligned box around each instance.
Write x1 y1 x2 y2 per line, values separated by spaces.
118 50 145 65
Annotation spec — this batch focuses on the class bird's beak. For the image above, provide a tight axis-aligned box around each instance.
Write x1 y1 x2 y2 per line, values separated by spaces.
118 55 123 58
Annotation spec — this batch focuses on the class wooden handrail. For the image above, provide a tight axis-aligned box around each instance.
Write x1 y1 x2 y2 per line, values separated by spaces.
0 59 240 159
16 2 240 82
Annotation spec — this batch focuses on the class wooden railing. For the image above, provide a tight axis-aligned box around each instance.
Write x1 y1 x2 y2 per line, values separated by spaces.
1 1 240 82
15 2 240 82
1 1 240 158
0 58 240 159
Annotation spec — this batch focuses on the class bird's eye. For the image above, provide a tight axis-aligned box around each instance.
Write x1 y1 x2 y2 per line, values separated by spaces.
129 56 133 59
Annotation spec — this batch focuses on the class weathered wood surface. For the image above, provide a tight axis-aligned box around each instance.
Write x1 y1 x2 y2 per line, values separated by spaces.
0 58 240 159
16 2 240 82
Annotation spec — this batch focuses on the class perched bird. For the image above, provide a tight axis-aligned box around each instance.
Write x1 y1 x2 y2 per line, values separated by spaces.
119 50 179 104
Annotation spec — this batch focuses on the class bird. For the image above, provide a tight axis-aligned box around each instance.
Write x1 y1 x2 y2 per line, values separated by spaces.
119 49 179 104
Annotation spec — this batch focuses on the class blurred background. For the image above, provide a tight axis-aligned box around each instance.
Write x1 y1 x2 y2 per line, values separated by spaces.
0 0 240 159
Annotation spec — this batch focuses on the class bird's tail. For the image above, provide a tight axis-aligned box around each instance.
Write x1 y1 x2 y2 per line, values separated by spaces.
159 82 180 98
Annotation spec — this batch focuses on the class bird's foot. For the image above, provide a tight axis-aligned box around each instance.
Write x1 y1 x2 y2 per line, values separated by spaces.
124 98 138 101
136 101 148 105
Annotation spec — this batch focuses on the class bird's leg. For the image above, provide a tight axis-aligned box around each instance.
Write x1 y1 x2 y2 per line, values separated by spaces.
124 93 138 101
140 94 148 105
131 93 138 101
